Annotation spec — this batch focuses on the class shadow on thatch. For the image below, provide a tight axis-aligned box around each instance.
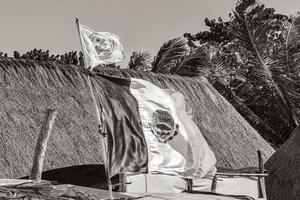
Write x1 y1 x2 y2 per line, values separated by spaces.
0 57 274 179
265 126 300 200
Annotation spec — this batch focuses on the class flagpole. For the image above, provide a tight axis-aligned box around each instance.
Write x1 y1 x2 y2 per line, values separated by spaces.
75 18 88 67
75 18 114 200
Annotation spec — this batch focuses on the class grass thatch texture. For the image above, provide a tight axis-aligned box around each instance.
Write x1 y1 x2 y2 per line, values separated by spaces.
265 126 300 200
0 58 103 178
0 58 274 179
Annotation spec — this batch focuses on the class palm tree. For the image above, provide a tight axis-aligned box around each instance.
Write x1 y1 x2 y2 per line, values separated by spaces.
231 1 300 140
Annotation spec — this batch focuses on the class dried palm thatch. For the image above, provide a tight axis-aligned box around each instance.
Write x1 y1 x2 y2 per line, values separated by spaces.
265 125 300 200
0 57 274 179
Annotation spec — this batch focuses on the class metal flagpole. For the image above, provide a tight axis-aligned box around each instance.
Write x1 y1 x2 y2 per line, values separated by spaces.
75 18 114 200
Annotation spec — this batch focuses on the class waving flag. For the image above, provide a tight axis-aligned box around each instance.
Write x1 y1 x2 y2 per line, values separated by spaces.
93 75 217 179
77 22 125 69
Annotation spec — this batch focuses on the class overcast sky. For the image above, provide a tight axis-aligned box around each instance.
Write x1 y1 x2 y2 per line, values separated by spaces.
0 0 299 66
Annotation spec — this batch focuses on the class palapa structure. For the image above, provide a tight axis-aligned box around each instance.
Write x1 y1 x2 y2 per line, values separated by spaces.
265 125 300 200
0 57 274 179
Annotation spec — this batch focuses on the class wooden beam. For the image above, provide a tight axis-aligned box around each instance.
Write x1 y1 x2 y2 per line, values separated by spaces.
257 150 267 199
29 109 57 180
216 172 268 177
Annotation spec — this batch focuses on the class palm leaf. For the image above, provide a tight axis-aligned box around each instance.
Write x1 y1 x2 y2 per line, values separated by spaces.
271 15 300 124
232 2 298 128
183 45 284 144
128 51 152 71
172 47 208 77
151 37 189 73
286 15 300 80
173 46 232 85
287 15 300 45
214 80 284 145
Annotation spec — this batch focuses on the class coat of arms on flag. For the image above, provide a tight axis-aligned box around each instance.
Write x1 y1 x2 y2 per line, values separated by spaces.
76 20 125 69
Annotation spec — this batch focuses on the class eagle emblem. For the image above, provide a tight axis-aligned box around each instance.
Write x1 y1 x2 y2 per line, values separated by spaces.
149 109 179 143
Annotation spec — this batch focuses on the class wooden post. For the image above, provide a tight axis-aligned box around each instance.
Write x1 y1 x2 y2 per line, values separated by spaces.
257 150 267 199
29 109 57 180
118 173 127 192
211 175 218 193
144 174 148 193
184 178 193 193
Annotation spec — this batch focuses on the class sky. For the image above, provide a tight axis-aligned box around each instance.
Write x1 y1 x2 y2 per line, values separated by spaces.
0 0 299 67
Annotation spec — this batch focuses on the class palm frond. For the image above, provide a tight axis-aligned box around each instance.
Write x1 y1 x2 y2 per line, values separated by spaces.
174 46 232 85
234 3 273 80
232 2 298 127
287 15 300 45
128 51 152 71
172 47 209 77
270 15 300 124
286 15 300 78
271 15 300 85
214 80 284 145
151 37 189 73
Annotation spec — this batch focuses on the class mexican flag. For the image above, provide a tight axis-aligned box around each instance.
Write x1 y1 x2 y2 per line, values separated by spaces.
93 74 216 179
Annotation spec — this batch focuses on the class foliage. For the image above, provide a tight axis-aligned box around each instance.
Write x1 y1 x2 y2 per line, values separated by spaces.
129 51 152 71
183 17 234 46
153 0 300 145
231 2 300 141
270 15 300 124
0 49 122 69
152 37 190 73
0 52 8 57
11 49 83 65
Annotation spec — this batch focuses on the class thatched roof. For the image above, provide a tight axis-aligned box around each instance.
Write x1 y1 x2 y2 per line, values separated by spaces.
0 57 274 178
265 126 300 200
